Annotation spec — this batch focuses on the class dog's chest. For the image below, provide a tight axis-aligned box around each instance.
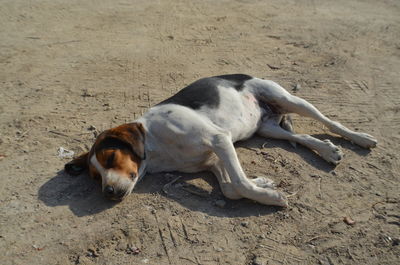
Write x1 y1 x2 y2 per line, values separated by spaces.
144 137 215 173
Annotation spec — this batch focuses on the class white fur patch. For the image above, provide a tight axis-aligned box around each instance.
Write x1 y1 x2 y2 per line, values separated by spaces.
90 154 133 195
90 154 106 177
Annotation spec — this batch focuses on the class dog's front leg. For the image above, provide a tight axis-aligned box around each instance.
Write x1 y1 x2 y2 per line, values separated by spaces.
210 133 288 207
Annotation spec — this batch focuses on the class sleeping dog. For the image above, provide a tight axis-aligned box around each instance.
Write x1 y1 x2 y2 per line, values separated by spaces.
65 74 377 207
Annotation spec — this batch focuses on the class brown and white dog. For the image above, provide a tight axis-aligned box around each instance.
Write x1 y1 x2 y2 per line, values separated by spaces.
65 74 377 207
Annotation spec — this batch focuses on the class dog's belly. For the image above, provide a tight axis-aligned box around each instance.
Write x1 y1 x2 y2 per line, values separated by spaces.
200 89 264 142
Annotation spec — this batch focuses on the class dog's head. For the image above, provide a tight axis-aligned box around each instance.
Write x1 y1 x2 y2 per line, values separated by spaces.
65 123 146 201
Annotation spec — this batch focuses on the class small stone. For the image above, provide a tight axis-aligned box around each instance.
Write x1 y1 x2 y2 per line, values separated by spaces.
126 245 141 255
241 221 249 228
165 173 175 179
32 244 44 251
215 200 226 208
88 125 96 131
330 170 337 176
115 241 126 251
292 83 301 92
76 255 92 265
252 256 266 265
343 216 356 225
87 248 99 257
215 247 223 252
82 90 95 97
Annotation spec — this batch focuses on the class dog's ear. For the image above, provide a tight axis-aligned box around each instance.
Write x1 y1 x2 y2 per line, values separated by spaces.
64 152 89 176
132 123 146 160
105 123 146 160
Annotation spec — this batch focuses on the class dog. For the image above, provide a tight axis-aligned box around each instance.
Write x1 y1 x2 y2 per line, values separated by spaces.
65 74 377 207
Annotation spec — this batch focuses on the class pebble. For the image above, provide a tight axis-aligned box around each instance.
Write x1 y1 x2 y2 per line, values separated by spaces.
215 247 223 252
87 248 99 257
252 256 266 265
115 241 126 251
126 245 141 255
293 83 301 92
241 221 249 228
215 200 226 208
82 90 95 97
343 216 356 225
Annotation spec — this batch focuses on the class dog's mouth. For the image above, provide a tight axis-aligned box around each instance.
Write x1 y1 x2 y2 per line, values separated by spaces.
100 163 146 201
102 184 133 201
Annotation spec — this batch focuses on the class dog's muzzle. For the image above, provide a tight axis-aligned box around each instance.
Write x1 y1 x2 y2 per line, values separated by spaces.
103 185 126 200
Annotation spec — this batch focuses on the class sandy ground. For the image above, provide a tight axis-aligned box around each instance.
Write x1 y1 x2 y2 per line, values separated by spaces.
1 0 399 264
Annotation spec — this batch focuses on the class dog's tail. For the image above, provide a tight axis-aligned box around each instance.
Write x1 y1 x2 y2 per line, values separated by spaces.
280 114 297 148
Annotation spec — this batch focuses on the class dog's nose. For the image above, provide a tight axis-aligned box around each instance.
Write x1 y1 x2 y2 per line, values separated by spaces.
104 185 114 196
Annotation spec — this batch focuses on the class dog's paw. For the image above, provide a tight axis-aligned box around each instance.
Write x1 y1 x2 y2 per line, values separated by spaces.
273 191 288 208
318 140 343 165
350 132 377 149
250 175 276 189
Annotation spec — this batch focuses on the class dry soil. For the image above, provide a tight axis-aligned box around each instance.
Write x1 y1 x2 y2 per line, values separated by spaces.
1 0 399 264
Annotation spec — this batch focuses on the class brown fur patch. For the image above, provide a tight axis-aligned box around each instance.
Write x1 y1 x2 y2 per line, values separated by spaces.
95 148 140 180
64 122 145 181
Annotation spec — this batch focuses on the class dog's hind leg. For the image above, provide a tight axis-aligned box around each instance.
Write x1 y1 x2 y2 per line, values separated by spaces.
209 132 288 207
249 79 377 148
257 117 344 164
280 114 297 148
210 159 242 200
281 94 377 148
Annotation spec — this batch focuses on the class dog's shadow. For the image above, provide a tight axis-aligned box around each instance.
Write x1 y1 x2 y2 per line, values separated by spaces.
238 134 372 172
38 170 117 217
38 169 281 218
38 135 371 217
135 171 283 217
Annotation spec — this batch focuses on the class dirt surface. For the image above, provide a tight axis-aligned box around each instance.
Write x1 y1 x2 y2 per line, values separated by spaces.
1 0 399 264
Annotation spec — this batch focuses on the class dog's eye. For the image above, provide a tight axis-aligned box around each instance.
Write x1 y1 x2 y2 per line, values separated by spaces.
130 172 137 180
106 152 116 168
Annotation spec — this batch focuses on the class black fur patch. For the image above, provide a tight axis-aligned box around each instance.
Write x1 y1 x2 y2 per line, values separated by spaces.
215 74 253 91
105 151 116 168
158 74 253 109
95 137 131 153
